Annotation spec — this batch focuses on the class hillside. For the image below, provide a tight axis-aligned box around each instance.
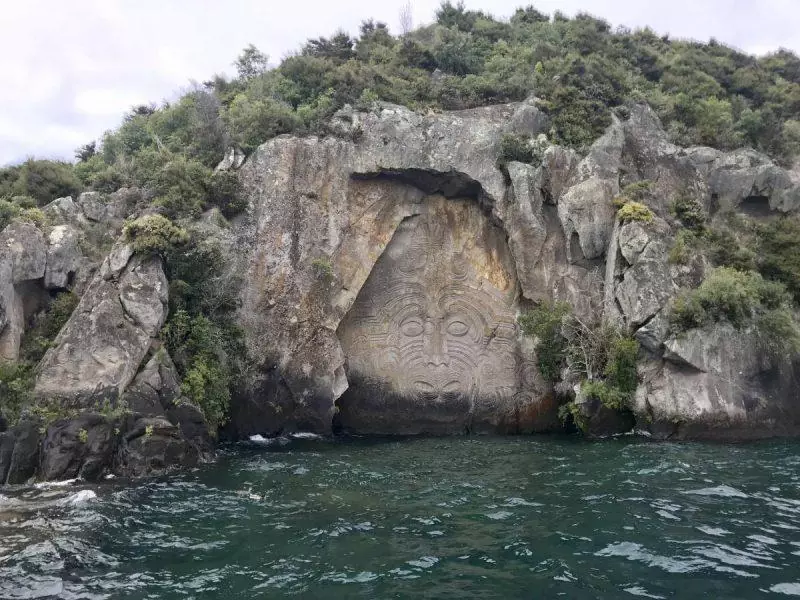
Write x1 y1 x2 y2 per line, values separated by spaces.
1 3 800 482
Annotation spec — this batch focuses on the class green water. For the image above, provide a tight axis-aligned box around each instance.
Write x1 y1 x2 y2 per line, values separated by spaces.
1 436 800 599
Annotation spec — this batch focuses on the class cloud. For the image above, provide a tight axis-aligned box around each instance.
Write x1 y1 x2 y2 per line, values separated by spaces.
1 0 798 166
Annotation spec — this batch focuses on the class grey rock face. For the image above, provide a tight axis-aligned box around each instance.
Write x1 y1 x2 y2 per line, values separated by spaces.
122 352 214 459
2 421 41 484
336 196 544 434
614 219 674 328
2 222 47 283
231 99 800 440
635 324 800 439
34 252 168 406
115 416 199 478
40 414 116 481
215 146 246 171
44 225 81 289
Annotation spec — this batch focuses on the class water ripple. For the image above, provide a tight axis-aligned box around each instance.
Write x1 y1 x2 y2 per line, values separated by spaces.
0 437 799 598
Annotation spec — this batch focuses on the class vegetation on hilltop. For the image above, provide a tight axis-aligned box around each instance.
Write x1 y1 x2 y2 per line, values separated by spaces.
2 2 799 221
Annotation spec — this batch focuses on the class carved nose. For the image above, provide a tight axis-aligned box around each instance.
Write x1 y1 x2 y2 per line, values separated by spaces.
425 322 449 366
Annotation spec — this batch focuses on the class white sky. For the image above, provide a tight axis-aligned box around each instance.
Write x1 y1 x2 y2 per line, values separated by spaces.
1 0 799 166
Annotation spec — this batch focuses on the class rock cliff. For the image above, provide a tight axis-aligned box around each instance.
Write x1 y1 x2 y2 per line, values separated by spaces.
229 100 799 440
2 99 800 482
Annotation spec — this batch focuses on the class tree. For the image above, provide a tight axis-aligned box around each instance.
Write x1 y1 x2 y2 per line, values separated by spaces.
234 44 269 80
399 2 413 35
74 141 96 162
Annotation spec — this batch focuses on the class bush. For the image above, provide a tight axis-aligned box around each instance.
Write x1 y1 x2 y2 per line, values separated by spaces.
497 134 539 166
758 216 800 303
20 292 79 363
152 158 212 219
123 215 189 257
580 379 628 411
162 310 238 433
670 267 792 330
668 229 696 264
518 301 571 381
0 199 20 231
671 196 706 230
207 171 246 217
311 257 333 279
0 159 82 206
17 207 47 229
73 154 124 193
0 363 33 426
617 201 654 223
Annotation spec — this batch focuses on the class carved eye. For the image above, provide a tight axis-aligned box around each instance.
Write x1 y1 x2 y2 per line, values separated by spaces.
442 380 462 392
400 318 424 337
446 320 469 337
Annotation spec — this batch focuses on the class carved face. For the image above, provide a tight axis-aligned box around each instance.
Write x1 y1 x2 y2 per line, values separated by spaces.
338 198 519 403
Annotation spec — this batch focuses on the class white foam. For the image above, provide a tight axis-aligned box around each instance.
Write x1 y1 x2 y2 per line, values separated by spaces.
34 478 79 489
290 432 322 440
683 485 748 498
770 583 800 596
62 490 98 506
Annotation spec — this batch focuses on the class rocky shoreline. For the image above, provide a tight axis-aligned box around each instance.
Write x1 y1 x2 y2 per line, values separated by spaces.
2 99 800 483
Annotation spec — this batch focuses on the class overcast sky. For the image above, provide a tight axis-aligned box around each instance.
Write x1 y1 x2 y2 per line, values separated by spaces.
2 0 799 166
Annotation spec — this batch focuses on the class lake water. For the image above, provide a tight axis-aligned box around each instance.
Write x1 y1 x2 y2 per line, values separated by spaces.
1 436 799 599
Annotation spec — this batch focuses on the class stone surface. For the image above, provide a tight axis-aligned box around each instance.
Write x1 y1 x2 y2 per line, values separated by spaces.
614 220 673 328
77 191 108 222
215 146 246 171
233 101 559 436
336 197 543 434
2 222 47 283
115 416 198 478
229 99 800 439
34 254 168 406
4 421 41 484
44 225 82 289
635 324 800 438
40 414 116 481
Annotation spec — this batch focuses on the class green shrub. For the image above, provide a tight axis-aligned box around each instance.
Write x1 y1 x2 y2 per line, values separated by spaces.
20 291 79 364
758 216 800 303
497 134 539 166
0 199 20 231
152 158 212 219
123 215 189 257
617 201 654 223
668 229 695 264
670 267 793 330
207 171 246 217
581 379 628 411
311 257 333 279
620 180 653 201
17 207 47 229
0 159 82 206
162 310 238 433
604 337 639 397
671 196 706 230
518 302 571 381
0 363 33 426
73 154 124 193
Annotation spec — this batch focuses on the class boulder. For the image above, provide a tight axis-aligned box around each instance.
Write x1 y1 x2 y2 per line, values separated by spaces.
44 225 82 289
1 222 47 283
614 220 674 328
115 417 198 478
3 421 41 484
635 324 800 438
215 146 246 171
40 414 116 481
34 253 168 406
